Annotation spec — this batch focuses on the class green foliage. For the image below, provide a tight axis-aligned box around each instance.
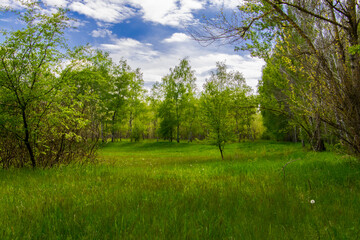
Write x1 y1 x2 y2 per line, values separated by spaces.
348 45 360 55
259 61 293 141
196 0 360 155
157 58 196 142
200 61 259 157
201 62 235 159
229 70 257 141
158 100 176 141
261 110 290 140
0 2 97 168
259 35 329 150
250 113 266 140
0 3 149 167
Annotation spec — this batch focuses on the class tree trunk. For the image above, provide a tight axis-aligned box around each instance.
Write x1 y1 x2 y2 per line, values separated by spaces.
235 116 241 143
54 134 66 165
246 111 253 141
91 116 95 142
22 109 36 168
218 144 224 160
153 119 159 142
314 138 325 152
312 114 326 152
111 111 116 142
300 128 305 147
129 112 133 142
177 123 180 143
170 128 173 142
100 122 105 143
247 124 253 141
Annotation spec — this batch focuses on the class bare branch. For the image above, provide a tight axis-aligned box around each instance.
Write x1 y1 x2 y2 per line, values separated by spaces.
276 0 349 30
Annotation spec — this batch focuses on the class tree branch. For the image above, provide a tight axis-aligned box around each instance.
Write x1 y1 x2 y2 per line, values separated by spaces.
277 0 349 30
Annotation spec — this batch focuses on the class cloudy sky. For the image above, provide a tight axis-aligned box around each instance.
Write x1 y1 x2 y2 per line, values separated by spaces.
0 0 265 91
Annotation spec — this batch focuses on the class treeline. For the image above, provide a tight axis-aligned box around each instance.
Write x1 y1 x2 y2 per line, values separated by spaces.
2 1 358 168
255 1 360 155
192 0 360 157
0 3 261 168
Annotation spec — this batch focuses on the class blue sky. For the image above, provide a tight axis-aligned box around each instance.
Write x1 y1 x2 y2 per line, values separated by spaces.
1 0 265 90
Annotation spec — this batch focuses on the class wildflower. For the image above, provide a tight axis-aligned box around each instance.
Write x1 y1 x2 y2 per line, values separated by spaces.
310 199 315 204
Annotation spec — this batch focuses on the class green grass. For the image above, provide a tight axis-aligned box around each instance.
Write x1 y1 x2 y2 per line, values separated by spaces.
1 140 360 239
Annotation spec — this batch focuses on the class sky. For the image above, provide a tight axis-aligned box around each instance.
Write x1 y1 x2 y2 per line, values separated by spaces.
0 0 265 91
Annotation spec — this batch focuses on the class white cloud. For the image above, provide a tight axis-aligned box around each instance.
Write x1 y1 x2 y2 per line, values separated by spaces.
0 18 12 22
39 7 61 16
101 38 159 62
91 29 113 38
98 36 264 91
182 0 204 10
1 0 32 9
3 0 243 27
130 0 204 27
1 0 68 17
42 0 68 8
209 0 244 9
69 0 136 23
2 0 68 9
187 52 264 90
69 18 88 29
163 33 191 43
64 0 205 27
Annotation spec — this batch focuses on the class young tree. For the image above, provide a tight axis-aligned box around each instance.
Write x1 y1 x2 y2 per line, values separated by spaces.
228 71 256 141
201 62 234 160
157 58 196 142
126 68 146 142
158 93 176 142
148 82 162 141
64 50 113 144
0 2 75 167
107 60 132 142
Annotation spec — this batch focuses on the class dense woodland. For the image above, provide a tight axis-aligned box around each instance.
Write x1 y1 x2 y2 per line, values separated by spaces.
193 0 360 155
1 0 360 168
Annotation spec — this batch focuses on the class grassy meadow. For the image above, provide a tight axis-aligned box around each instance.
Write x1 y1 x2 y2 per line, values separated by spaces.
1 140 360 239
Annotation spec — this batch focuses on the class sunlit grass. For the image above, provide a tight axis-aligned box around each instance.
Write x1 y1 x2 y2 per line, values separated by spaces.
1 140 359 239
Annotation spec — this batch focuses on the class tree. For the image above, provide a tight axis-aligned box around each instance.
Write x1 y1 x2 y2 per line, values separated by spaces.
259 44 327 150
148 82 162 141
63 49 114 144
157 58 196 142
201 62 235 160
126 68 146 142
158 92 176 142
0 2 117 168
258 60 294 141
107 59 133 142
182 93 199 142
192 0 360 156
0 2 76 167
228 71 256 141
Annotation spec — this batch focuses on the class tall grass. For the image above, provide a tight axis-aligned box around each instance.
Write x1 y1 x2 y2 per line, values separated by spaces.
1 140 359 239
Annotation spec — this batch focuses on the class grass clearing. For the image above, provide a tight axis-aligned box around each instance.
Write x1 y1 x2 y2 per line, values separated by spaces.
1 140 360 239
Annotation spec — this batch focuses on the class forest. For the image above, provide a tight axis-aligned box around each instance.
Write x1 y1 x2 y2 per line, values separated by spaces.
0 2 260 168
2 1 359 169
